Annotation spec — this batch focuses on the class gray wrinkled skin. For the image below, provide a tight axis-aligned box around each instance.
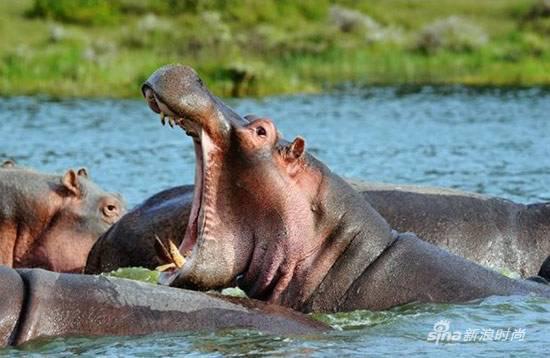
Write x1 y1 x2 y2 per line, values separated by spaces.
0 266 328 347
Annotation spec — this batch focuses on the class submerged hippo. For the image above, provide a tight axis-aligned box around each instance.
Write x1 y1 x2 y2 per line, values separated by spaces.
136 64 550 313
0 266 327 347
86 182 549 277
0 161 125 272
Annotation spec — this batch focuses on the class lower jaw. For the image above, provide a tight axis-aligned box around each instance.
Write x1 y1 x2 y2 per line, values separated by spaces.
160 131 213 286
158 267 180 285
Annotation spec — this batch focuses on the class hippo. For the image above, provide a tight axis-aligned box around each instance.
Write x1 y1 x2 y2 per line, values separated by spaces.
85 185 193 273
352 181 550 277
86 182 550 277
0 161 126 272
136 64 550 313
0 266 327 347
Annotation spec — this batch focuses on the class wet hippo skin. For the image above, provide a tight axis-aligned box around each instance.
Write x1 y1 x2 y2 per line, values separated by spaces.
0 266 327 347
0 266 24 347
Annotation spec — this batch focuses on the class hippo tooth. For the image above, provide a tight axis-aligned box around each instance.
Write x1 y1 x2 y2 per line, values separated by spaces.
168 240 185 268
155 263 177 272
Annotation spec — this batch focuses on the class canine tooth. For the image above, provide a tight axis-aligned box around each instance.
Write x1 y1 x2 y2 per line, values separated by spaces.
168 240 185 268
155 263 176 272
153 236 185 269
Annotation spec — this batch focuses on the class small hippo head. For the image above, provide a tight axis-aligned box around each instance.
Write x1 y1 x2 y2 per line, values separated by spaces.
9 166 126 273
143 65 329 302
45 168 126 272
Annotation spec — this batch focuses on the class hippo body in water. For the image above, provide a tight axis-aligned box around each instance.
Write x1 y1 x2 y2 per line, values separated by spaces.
0 266 327 347
0 161 125 272
130 65 550 313
86 185 192 273
353 181 550 277
86 182 549 277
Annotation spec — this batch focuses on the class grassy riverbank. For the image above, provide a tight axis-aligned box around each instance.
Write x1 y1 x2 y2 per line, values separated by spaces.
0 0 549 98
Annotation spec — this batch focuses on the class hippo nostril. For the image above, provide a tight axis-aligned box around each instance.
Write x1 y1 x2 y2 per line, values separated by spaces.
142 86 161 114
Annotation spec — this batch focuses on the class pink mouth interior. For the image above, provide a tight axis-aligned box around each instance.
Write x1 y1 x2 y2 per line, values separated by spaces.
181 140 203 256
146 90 205 274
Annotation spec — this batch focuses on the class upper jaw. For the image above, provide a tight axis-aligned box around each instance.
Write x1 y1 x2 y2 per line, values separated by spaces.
141 64 249 140
143 86 202 138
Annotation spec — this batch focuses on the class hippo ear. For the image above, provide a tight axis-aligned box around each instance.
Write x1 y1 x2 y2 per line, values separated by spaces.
61 169 81 197
1 160 16 168
286 137 306 177
288 137 305 160
77 167 89 178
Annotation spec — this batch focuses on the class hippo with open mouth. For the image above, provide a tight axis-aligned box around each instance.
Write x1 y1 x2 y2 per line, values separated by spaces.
140 65 550 313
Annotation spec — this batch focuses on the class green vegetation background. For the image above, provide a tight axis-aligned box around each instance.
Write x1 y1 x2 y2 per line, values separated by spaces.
0 0 548 98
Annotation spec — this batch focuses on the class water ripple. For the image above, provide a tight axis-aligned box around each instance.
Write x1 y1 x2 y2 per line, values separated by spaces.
1 88 549 355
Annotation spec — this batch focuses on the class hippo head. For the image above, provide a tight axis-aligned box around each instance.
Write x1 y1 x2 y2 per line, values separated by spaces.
41 168 127 272
5 164 127 273
142 65 327 301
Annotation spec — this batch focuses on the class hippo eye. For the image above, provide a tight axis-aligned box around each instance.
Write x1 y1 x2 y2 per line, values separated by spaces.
256 126 267 137
103 204 119 218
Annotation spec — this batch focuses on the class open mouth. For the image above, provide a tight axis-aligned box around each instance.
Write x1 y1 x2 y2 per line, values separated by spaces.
142 86 209 283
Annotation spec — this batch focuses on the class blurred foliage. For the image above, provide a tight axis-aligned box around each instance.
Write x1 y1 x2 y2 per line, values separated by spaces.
520 0 550 34
0 0 549 98
27 0 118 25
414 16 488 54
